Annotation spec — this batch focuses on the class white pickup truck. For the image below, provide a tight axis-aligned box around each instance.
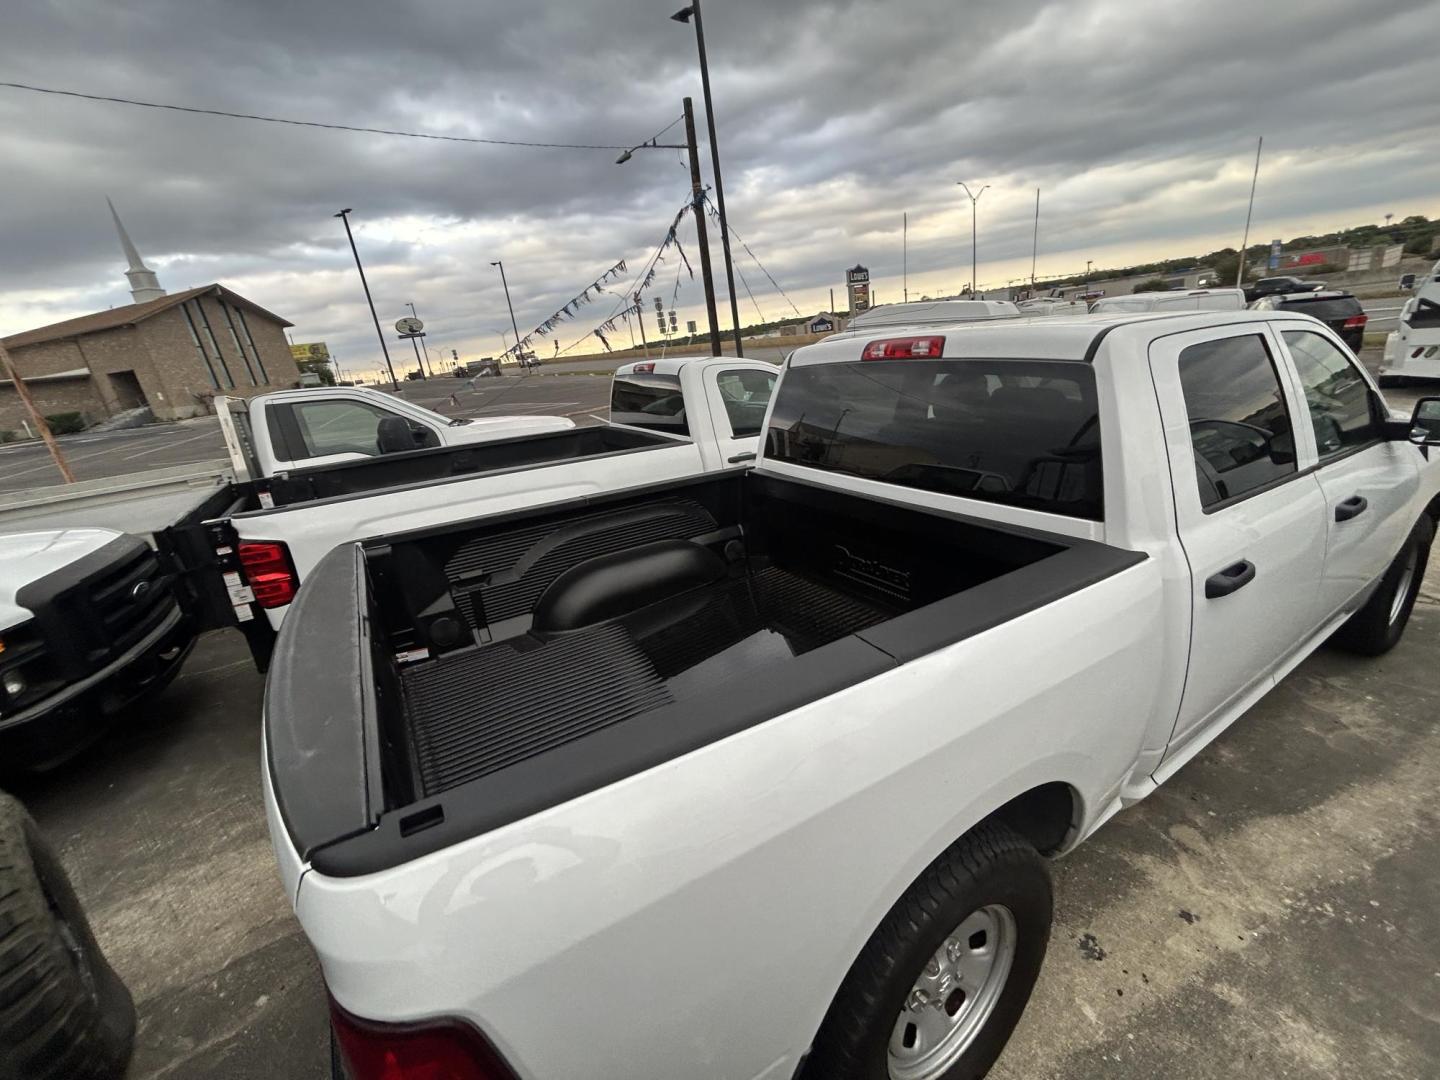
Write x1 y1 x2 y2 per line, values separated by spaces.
156 357 776 664
1379 257 1440 383
263 311 1440 1080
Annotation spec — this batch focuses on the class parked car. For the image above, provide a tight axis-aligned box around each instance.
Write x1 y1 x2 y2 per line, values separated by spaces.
1244 276 1324 302
1379 257 1440 385
0 528 195 768
1249 289 1368 351
1089 287 1246 314
264 310 1440 1080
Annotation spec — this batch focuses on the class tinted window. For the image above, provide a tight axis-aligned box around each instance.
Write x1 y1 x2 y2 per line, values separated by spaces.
1177 334 1296 508
1408 297 1440 329
1275 296 1362 322
765 359 1103 520
714 368 776 437
291 400 436 458
1283 330 1381 459
611 373 688 436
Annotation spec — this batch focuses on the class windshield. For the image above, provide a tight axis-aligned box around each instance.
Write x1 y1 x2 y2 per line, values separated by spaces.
765 359 1103 520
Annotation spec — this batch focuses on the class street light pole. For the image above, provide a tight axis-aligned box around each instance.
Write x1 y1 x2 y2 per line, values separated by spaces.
491 261 525 371
956 182 989 297
1236 135 1263 288
673 0 743 357
404 301 430 378
335 208 398 391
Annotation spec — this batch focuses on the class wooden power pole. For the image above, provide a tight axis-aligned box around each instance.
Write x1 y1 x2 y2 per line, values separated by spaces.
0 338 76 484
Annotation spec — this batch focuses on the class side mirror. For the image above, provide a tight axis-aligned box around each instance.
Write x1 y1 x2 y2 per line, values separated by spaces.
1409 398 1440 446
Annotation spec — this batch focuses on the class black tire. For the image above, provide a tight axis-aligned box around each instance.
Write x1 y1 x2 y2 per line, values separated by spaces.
1331 517 1434 657
803 822 1052 1080
0 793 134 1080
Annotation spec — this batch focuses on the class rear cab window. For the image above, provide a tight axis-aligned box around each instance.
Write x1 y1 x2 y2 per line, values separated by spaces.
611 373 688 436
765 358 1103 520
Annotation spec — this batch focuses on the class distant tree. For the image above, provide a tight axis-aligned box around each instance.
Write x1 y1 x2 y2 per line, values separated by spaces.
296 358 336 386
1404 231 1437 256
1132 278 1168 293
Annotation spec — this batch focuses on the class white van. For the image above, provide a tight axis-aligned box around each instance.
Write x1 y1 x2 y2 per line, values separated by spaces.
1089 288 1246 315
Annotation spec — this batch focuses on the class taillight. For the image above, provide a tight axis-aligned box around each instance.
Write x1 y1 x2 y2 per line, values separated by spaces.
237 541 297 608
861 336 946 361
330 1000 518 1080
632 361 655 373
1342 314 1368 329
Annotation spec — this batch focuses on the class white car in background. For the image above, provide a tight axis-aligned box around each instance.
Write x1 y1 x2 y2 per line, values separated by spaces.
1089 287 1246 314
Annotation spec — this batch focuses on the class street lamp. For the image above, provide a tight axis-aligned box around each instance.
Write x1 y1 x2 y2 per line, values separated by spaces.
335 208 399 390
956 183 989 297
671 0 743 358
491 261 526 371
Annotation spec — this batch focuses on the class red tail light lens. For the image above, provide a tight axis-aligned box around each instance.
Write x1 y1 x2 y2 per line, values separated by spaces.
1342 314 1368 328
330 1000 518 1080
237 541 297 608
632 362 656 373
861 336 946 361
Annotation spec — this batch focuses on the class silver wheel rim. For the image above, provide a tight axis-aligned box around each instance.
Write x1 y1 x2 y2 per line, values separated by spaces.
887 905 1017 1080
1389 546 1419 626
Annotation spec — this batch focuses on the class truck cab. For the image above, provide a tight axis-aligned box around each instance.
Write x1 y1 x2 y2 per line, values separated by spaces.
216 385 575 479
1380 258 1440 383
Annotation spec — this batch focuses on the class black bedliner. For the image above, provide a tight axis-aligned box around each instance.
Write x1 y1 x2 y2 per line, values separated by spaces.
266 470 1146 876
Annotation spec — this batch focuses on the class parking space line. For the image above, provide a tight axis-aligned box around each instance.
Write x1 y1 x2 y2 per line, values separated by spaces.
122 430 222 460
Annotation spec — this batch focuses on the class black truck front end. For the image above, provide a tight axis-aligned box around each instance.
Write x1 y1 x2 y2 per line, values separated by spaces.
0 533 195 769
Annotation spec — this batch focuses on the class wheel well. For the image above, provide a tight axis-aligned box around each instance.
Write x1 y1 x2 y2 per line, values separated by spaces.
1424 492 1440 535
984 782 1078 856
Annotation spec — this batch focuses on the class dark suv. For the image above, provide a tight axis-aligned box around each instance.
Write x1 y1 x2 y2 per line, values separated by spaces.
1244 276 1324 303
1250 290 1368 351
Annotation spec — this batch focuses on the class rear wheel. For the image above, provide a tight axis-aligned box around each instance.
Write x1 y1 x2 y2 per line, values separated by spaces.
0 793 134 1080
803 822 1051 1080
1331 518 1433 656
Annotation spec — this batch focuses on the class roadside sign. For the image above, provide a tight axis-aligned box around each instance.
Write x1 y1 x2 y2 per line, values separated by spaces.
1269 239 1282 271
395 316 424 334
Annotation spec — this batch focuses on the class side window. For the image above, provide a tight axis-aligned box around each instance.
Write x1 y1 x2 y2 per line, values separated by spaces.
291 400 434 458
1177 334 1297 509
1282 330 1381 460
714 369 777 437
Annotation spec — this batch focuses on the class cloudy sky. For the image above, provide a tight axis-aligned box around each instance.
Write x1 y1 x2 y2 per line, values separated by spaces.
2 0 1438 379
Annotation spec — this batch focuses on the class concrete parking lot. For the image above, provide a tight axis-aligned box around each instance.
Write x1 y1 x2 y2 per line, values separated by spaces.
8 553 1440 1079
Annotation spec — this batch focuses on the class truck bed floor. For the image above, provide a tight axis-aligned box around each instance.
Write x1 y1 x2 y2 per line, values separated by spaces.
400 566 890 797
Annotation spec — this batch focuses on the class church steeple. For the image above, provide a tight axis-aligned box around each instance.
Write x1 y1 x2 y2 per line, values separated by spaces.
107 197 166 304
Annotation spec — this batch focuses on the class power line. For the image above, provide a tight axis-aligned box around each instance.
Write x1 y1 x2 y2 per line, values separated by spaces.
704 195 802 316
0 80 681 152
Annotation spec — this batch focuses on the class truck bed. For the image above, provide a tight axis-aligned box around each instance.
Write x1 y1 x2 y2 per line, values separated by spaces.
265 471 1146 876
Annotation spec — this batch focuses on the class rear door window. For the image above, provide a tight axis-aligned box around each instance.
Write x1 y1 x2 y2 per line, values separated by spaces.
611 373 689 436
765 359 1103 519
1176 334 1297 508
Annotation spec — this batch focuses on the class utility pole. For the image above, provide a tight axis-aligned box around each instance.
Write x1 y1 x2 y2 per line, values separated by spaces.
673 0 743 357
957 182 989 298
633 292 652 360
491 261 525 371
335 208 398 391
1030 188 1040 289
830 287 835 315
903 212 908 303
0 339 75 484
1236 135 1263 288
682 97 723 355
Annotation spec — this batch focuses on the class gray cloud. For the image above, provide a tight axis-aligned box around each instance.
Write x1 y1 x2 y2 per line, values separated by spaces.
2 0 1438 376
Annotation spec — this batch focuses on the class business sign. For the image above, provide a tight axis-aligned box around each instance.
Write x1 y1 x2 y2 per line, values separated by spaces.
290 342 330 362
810 316 835 333
846 265 870 285
1269 239 1283 271
395 317 424 334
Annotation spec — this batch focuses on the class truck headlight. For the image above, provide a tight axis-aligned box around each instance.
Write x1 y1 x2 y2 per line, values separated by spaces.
2 671 24 698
